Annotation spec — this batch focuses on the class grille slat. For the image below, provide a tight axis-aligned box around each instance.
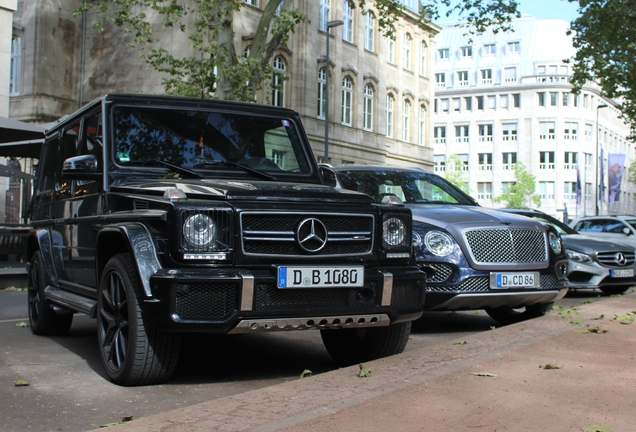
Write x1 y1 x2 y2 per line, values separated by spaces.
597 251 635 267
464 228 547 264
241 212 374 257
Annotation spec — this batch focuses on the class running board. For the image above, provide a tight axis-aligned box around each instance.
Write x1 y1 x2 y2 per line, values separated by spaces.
44 286 97 318
228 314 391 334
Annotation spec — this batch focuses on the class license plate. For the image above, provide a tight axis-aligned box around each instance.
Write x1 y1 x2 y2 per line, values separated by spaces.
490 272 540 289
277 266 364 288
610 268 634 278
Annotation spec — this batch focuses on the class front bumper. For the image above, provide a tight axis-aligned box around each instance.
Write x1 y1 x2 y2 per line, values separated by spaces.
142 266 425 333
567 261 636 290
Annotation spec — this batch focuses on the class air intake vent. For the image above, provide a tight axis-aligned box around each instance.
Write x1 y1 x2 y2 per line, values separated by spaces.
133 200 149 211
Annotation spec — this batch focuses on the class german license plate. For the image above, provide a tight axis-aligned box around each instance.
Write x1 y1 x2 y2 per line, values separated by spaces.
490 272 540 289
277 266 364 288
610 268 634 278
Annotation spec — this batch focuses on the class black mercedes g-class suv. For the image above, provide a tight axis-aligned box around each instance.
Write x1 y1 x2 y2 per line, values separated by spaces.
27 94 425 385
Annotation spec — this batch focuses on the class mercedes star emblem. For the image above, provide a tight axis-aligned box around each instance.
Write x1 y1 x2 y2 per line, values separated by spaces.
296 218 328 253
615 252 628 266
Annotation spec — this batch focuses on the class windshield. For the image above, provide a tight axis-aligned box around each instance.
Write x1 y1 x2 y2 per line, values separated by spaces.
111 106 311 176
335 169 475 205
529 213 578 235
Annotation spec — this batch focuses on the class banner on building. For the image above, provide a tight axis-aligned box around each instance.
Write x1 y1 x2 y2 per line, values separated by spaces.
608 153 626 203
599 149 605 204
575 161 582 205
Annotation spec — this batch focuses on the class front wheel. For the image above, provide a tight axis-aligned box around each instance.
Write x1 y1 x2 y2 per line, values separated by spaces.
28 250 73 335
485 302 554 326
599 286 629 295
97 253 181 386
320 322 412 367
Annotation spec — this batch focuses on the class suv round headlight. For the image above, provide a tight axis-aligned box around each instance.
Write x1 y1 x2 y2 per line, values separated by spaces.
183 214 216 247
383 217 406 246
424 231 454 256
549 232 562 255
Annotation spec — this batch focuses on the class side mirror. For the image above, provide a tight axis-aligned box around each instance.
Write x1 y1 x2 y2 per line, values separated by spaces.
62 154 102 180
623 227 631 236
320 166 338 188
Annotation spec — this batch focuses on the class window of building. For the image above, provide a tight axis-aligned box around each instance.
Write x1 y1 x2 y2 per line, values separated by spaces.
419 41 427 76
585 124 593 141
507 41 520 53
434 155 446 172
458 154 469 171
478 153 493 170
9 36 21 96
364 12 375 51
484 43 496 55
500 94 509 109
464 97 472 111
317 67 326 118
245 0 258 6
272 55 286 107
363 83 374 131
538 92 546 107
319 0 330 32
502 181 515 193
583 94 589 108
434 126 446 144
502 152 517 170
435 72 446 88
562 92 569 107
438 48 449 59
585 153 593 172
539 181 555 199
479 124 493 142
343 0 354 43
550 92 558 106
502 123 518 141
480 69 492 85
441 98 449 113
564 122 578 140
488 95 496 110
455 125 469 143
386 36 395 63
457 70 468 86
539 151 555 169
539 121 556 140
461 46 472 57
512 93 521 108
386 94 394 138
341 76 353 126
574 94 580 107
452 98 461 112
478 182 493 200
504 67 517 83
585 183 592 200
404 33 412 70
564 152 578 169
418 105 426 146
402 99 411 141
477 96 484 110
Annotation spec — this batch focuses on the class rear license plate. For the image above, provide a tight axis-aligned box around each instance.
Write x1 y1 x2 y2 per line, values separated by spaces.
490 272 540 289
277 266 364 288
610 268 634 278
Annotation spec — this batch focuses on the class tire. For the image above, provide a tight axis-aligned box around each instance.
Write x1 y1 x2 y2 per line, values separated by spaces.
28 250 73 335
97 253 181 386
320 322 412 367
485 302 554 326
599 286 629 295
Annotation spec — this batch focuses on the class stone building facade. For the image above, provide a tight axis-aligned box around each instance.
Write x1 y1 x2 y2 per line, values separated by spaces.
433 15 635 219
9 0 439 169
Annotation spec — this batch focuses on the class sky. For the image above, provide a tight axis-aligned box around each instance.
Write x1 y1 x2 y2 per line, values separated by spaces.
437 0 580 24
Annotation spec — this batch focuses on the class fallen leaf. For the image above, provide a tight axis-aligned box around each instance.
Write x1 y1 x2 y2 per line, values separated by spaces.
358 363 372 378
299 369 312 379
14 379 29 386
592 314 605 320
570 317 585 325
588 327 608 334
581 425 614 432
454 340 468 345
489 326 496 330
539 364 560 370
471 372 497 377
15 322 29 328
614 312 636 325
99 416 133 428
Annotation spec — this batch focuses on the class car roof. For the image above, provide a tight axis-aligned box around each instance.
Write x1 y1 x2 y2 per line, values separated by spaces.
332 165 426 173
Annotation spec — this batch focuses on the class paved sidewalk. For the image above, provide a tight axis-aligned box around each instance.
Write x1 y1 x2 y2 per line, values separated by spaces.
101 292 636 432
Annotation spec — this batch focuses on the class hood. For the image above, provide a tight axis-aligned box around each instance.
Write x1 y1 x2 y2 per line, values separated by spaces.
561 233 636 253
409 204 543 231
110 178 374 203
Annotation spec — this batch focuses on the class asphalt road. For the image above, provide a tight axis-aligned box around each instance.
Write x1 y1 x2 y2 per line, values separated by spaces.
0 288 609 432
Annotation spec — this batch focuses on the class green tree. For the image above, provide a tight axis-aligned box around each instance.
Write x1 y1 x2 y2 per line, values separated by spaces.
444 154 469 194
492 162 541 209
74 0 520 101
567 0 636 138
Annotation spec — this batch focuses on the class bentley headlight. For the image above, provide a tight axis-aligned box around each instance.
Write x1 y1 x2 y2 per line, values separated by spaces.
567 249 592 263
183 213 216 247
383 217 406 246
549 232 562 254
424 231 454 257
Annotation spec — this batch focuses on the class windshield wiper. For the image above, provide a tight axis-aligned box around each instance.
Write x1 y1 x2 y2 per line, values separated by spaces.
194 161 276 181
123 159 203 179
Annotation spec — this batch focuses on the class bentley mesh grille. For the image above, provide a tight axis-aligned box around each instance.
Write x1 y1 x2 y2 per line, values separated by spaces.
241 212 373 257
253 281 378 311
391 278 425 310
174 283 238 320
597 251 635 267
464 228 547 264
421 264 453 283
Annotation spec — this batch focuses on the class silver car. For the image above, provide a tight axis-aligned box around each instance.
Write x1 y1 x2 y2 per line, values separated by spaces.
504 210 636 295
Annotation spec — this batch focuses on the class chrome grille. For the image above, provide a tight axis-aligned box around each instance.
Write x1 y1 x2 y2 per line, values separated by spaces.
241 212 373 257
597 251 635 267
464 228 547 264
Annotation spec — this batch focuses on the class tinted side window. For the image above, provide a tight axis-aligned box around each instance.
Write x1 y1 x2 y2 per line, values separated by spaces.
38 136 60 193
575 220 604 232
605 221 627 234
